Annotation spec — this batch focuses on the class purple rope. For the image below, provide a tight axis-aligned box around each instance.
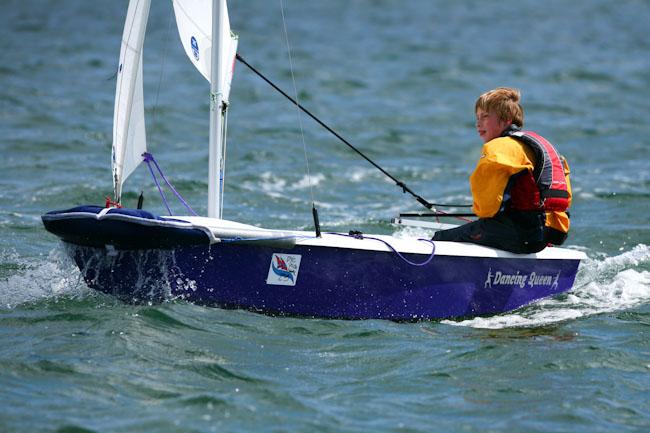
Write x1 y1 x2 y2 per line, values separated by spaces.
327 232 436 267
143 154 173 215
143 152 198 216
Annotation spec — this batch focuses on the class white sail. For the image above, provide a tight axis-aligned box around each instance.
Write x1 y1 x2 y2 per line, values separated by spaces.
172 0 239 102
112 0 151 202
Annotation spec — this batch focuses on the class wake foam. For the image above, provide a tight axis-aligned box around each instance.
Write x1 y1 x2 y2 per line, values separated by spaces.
0 248 88 309
444 244 650 329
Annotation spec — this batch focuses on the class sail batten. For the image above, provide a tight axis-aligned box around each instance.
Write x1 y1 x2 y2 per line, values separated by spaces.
112 0 151 202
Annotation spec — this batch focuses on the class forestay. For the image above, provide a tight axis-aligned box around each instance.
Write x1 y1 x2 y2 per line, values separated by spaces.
172 0 239 102
112 0 151 203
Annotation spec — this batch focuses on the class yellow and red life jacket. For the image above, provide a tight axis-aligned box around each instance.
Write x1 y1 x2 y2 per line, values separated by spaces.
502 128 570 213
469 130 572 244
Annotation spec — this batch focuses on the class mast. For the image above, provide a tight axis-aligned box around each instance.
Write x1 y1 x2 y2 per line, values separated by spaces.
208 0 227 219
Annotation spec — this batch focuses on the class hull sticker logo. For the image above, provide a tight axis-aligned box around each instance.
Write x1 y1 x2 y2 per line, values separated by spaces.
267 253 302 286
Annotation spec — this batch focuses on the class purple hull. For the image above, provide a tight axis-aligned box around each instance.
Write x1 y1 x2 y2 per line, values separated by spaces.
65 242 579 320
44 207 582 320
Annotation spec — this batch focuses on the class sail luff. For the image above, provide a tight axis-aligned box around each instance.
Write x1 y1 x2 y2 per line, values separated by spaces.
112 0 151 202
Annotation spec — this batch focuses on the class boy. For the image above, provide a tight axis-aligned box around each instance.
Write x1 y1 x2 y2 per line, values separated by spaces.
432 87 571 253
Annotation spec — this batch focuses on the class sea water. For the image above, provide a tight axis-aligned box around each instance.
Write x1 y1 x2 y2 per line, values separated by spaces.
1 0 649 432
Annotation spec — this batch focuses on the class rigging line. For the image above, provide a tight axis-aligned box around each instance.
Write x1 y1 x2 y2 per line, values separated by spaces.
220 105 229 218
143 153 198 216
235 54 438 212
150 6 174 145
430 203 472 208
143 156 173 216
399 212 477 217
279 0 316 207
399 211 475 222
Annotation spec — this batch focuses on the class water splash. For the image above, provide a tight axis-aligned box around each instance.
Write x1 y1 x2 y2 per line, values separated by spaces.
68 244 189 304
0 248 88 309
444 244 650 329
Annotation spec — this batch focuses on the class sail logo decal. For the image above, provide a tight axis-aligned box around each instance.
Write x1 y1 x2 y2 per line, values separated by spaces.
190 36 199 61
267 253 301 286
484 268 560 290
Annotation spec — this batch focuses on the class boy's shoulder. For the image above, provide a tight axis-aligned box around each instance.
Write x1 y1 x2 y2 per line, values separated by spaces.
483 136 534 163
484 136 526 151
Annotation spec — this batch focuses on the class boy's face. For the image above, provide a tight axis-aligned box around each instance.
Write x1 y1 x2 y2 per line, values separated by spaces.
476 108 511 143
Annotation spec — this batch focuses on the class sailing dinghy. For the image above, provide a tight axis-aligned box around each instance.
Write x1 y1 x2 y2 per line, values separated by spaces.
42 0 585 320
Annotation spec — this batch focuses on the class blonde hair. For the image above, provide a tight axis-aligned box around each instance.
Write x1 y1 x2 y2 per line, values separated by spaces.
475 87 524 127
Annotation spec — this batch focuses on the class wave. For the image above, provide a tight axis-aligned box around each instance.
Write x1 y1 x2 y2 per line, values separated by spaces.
0 248 89 309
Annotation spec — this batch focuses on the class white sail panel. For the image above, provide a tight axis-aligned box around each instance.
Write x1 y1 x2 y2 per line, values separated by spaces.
112 0 151 202
172 0 239 101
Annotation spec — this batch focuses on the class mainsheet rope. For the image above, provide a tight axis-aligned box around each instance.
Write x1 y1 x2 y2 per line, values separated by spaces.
234 54 474 217
133 4 472 223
